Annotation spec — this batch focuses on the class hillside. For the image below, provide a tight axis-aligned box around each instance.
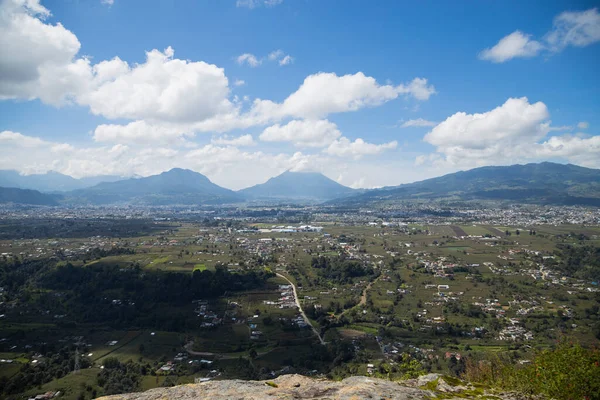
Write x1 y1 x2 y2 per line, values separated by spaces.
65 168 242 205
0 170 124 192
240 171 356 201
333 162 600 206
0 187 59 205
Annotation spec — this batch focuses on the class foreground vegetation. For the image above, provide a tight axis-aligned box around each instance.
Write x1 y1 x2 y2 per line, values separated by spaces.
464 339 600 400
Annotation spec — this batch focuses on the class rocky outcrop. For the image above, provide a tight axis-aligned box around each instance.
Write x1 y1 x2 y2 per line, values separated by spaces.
98 373 520 399
99 374 432 399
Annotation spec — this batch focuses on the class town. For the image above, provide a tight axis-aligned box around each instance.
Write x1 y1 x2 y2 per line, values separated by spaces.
0 205 598 399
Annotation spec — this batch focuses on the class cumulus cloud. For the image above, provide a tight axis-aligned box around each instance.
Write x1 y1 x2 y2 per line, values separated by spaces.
479 31 543 63
400 118 437 128
0 130 48 147
236 53 261 67
425 97 550 151
0 130 322 189
325 137 398 159
538 134 600 166
1 129 429 189
0 0 85 104
252 73 435 121
260 119 341 147
420 97 600 169
211 134 256 146
80 47 234 123
234 79 246 86
93 120 196 145
480 8 600 62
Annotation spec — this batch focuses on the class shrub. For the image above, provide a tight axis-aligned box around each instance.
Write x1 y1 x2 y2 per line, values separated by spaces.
463 339 600 400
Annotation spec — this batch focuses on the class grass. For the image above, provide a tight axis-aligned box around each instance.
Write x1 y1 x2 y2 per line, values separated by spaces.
193 264 207 271
23 368 102 400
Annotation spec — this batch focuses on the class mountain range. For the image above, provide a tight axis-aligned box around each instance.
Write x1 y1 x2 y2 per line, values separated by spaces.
0 170 124 192
0 162 599 206
332 162 600 206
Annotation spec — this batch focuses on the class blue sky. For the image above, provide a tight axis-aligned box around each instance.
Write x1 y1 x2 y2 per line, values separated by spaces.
0 0 599 189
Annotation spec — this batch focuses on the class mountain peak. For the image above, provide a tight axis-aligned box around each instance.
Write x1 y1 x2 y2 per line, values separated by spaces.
240 170 354 201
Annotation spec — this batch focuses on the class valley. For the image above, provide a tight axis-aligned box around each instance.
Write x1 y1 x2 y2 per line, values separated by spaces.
0 213 598 399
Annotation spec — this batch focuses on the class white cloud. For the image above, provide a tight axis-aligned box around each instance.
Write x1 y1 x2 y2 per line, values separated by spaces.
244 49 294 66
538 134 600 167
480 8 600 62
236 53 261 67
0 3 234 122
260 119 341 147
101 0 114 6
0 0 438 169
211 134 256 146
420 97 600 169
0 0 85 104
236 0 283 9
578 121 590 129
0 130 312 188
0 130 48 147
546 8 600 50
93 120 195 145
425 97 550 153
268 49 284 61
325 137 398 159
479 31 543 63
400 118 437 128
279 55 294 66
234 79 245 86
80 47 234 123
252 73 435 120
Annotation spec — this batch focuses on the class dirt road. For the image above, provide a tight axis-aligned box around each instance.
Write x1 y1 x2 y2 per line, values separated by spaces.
276 273 326 345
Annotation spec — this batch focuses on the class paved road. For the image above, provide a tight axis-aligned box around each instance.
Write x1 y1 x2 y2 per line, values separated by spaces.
276 273 326 345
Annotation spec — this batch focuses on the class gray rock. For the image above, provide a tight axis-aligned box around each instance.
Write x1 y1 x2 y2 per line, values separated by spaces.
98 374 431 400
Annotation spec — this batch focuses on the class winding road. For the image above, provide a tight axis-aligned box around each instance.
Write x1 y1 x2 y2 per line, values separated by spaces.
276 273 326 345
337 275 381 319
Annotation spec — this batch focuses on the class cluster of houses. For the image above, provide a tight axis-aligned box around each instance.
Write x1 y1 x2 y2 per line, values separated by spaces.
194 300 222 328
498 320 534 341
262 284 298 309
27 391 60 400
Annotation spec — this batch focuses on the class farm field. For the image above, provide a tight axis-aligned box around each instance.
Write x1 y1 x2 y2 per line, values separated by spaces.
0 218 599 399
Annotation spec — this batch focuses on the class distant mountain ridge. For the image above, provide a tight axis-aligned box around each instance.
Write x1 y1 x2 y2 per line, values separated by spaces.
0 187 60 206
0 170 124 192
65 168 242 205
2 163 599 207
239 171 356 201
332 162 600 206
